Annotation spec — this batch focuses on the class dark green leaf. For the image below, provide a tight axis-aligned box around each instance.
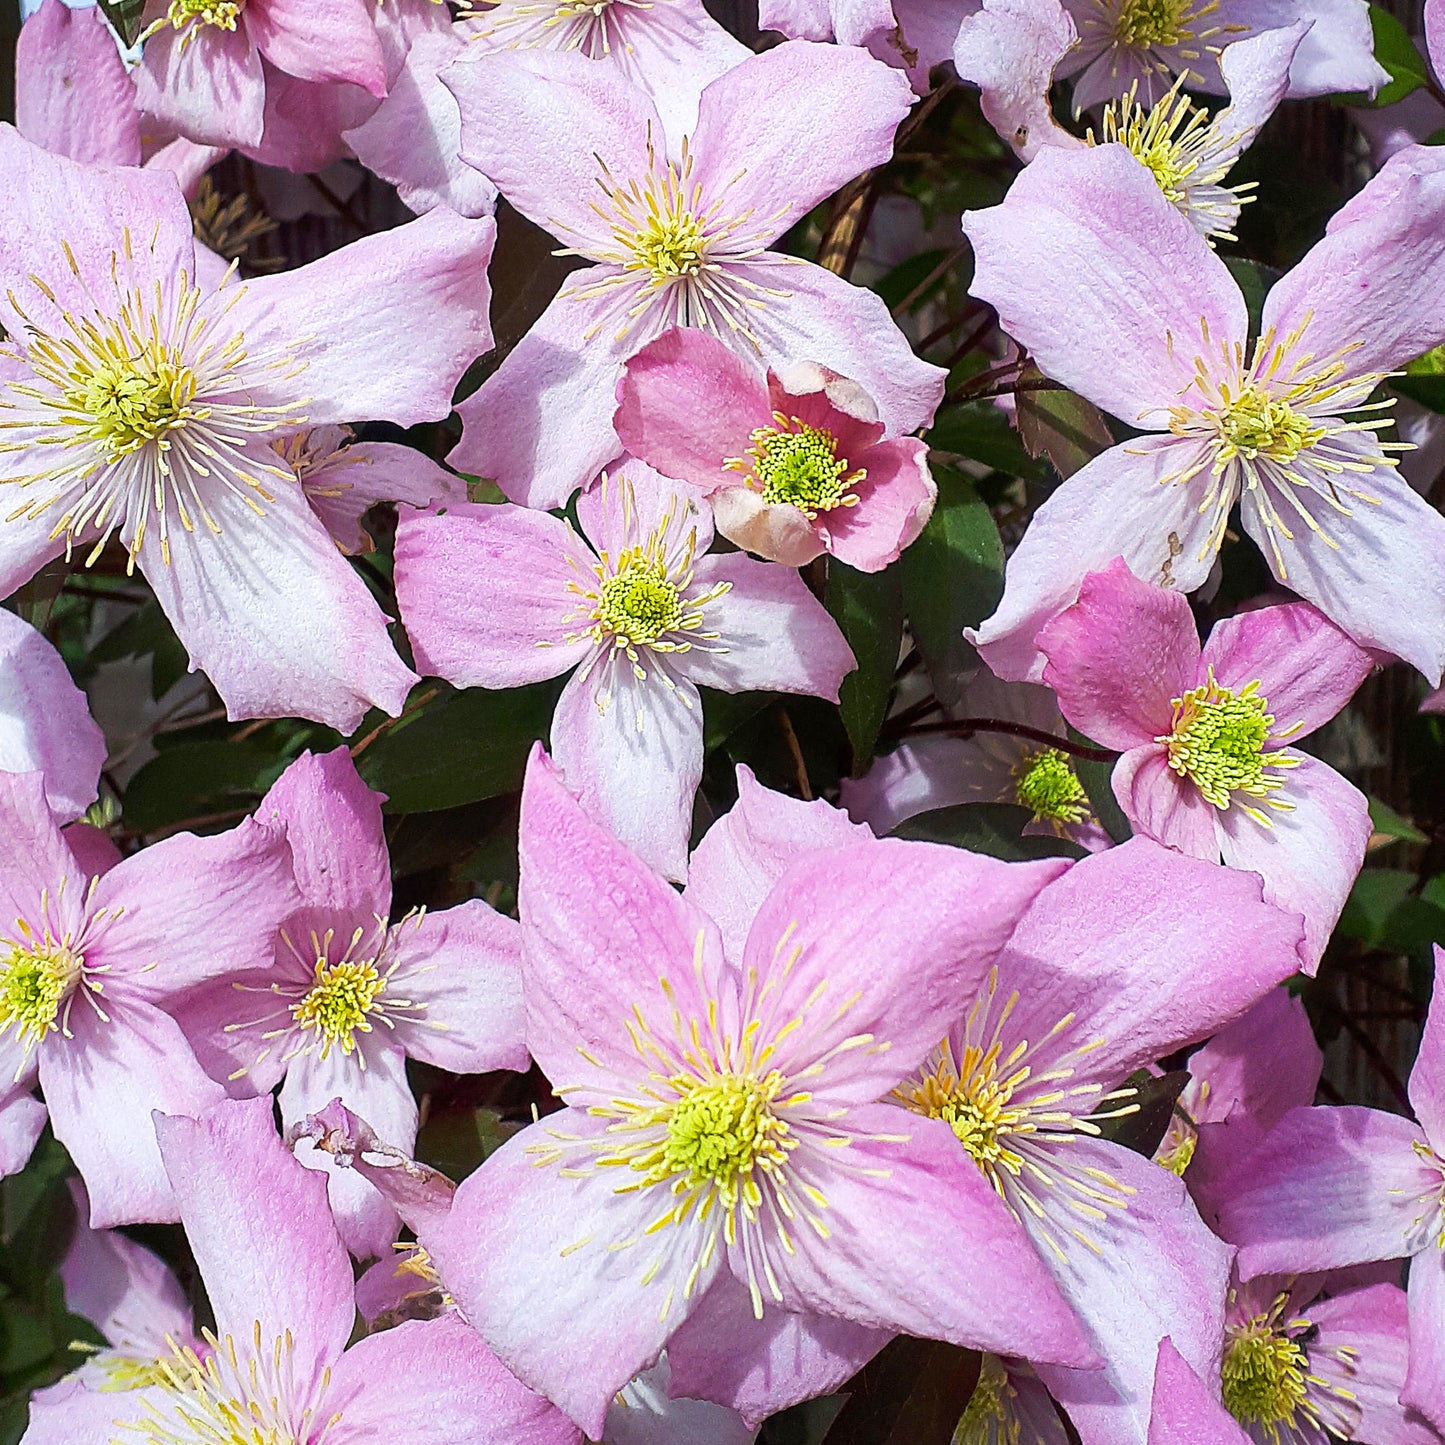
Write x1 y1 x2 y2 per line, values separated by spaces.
1363 6 1430 106
1391 373 1445 414
357 683 556 813
871 248 950 312
902 468 1004 707
925 403 1042 479
98 0 147 47
827 562 904 774
1337 869 1445 952
123 740 279 833
1098 1069 1190 1157
1015 365 1113 479
892 802 1085 860
1222 257 1279 340
1069 738 1132 845
1367 796 1428 846
702 689 775 753
823 1335 981 1445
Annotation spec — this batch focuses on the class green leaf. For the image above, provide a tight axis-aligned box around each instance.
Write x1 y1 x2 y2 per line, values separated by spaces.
357 683 556 813
827 561 903 774
123 739 280 833
1098 1069 1189 1157
1363 5 1430 106
924 402 1042 479
901 468 1004 704
1222 257 1280 340
1015 365 1113 479
891 802 1085 860
871 248 950 313
98 0 148 47
1337 868 1445 952
702 689 775 753
822 1335 981 1445
1069 737 1132 845
1368 796 1428 846
1392 372 1445 414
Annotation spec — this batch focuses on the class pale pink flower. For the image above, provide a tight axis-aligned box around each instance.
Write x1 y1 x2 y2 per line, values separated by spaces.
438 40 944 507
1037 559 1372 971
0 129 495 731
394 462 856 880
616 327 935 571
963 143 1445 686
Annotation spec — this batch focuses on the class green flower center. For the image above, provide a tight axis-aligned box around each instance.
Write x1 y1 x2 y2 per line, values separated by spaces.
954 1355 1012 1443
902 1055 1028 1174
292 958 384 1056
0 943 81 1047
733 420 864 517
630 210 706 285
1216 383 1324 465
1160 671 1292 814
64 344 198 458
1113 0 1192 47
1013 748 1090 826
1097 82 1214 205
167 0 243 30
1222 1321 1310 1427
656 1074 790 1211
596 559 685 647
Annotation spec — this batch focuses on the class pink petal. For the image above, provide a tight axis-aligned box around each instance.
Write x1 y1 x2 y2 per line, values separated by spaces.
16 0 141 165
387 900 529 1075
0 1083 45 1178
757 0 834 40
247 0 387 94
839 731 1023 835
1112 746 1222 860
741 838 1071 1104
736 256 945 437
1201 601 1374 739
709 492 824 567
63 823 122 879
396 502 589 688
666 1274 888 1426
344 32 497 219
41 1000 227 1227
1409 947 1445 1145
303 440 463 555
575 460 714 560
614 328 774 495
0 609 105 822
1216 1106 1438 1275
761 1106 1097 1364
993 838 1307 1090
675 553 856 700
133 22 267 152
449 282 630 509
443 46 659 256
0 770 84 926
1038 557 1199 749
1033 1143 1233 1445
136 458 417 733
969 437 1221 683
550 654 703 883
689 41 913 242
428 1114 722 1440
1237 463 1445 686
685 764 873 967
320 1315 581 1445
23 1377 173 1445
1404 1247 1445 1433
155 1097 354 1382
963 145 1245 424
1282 0 1388 95
147 137 228 198
607 1354 757 1445
244 61 349 173
233 206 495 428
516 746 724 1085
1216 754 1370 975
1207 25 1306 171
820 437 935 573
1146 1339 1250 1445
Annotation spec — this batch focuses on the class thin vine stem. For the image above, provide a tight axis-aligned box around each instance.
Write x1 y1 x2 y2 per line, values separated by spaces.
901 717 1117 763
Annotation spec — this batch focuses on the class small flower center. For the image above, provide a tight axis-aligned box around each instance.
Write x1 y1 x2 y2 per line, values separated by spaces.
1159 670 1295 814
655 1074 791 1212
596 559 686 647
1113 0 1191 47
900 1046 1031 1176
63 344 198 459
291 957 384 1056
95 1354 172 1393
1221 1320 1310 1428
0 942 82 1048
729 419 864 518
1215 383 1325 466
1012 748 1089 826
955 1356 1013 1443
1155 1113 1198 1176
166 0 243 30
629 210 707 286
1097 82 1211 204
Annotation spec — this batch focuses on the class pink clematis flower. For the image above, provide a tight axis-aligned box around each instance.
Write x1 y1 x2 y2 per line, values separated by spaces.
1037 559 1372 971
888 837 1307 1445
0 130 495 732
438 40 944 508
758 0 974 90
25 1096 581 1445
418 748 1103 1436
394 462 856 881
132 0 388 156
615 328 936 571
1055 0 1383 107
0 770 296 1226
954 0 1303 243
160 747 528 1258
1215 947 1445 1436
0 608 106 823
962 143 1445 686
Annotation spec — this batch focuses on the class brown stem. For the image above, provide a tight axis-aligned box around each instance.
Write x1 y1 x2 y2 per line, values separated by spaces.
902 717 1117 763
776 705 813 801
